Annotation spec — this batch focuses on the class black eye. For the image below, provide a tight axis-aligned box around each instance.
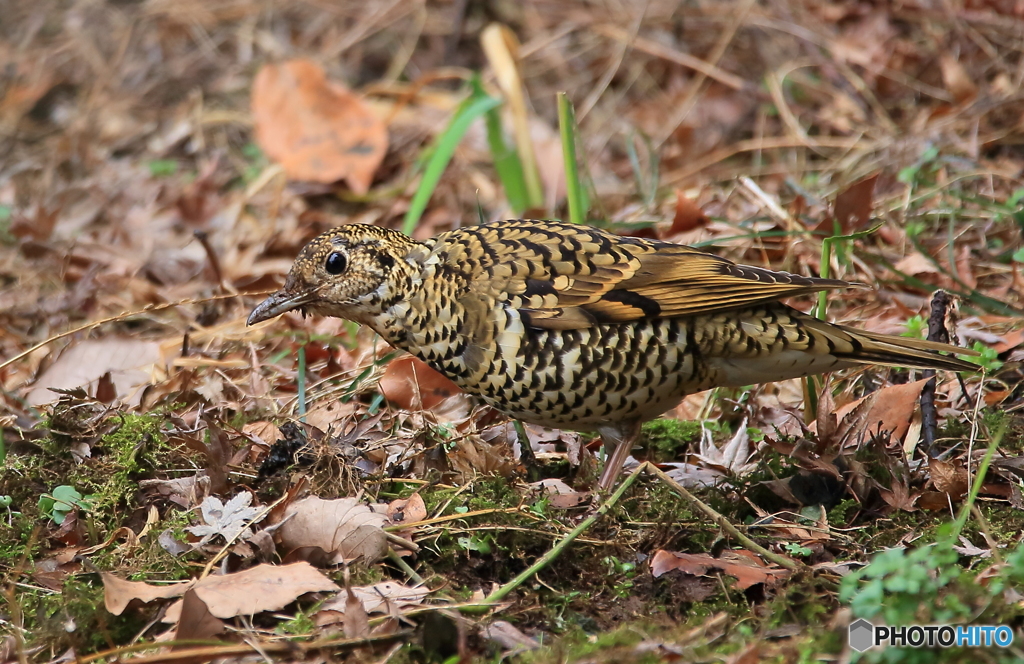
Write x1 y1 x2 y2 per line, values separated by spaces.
325 252 347 275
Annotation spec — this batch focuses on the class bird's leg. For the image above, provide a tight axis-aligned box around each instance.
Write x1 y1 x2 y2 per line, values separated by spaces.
597 420 642 490
512 419 540 481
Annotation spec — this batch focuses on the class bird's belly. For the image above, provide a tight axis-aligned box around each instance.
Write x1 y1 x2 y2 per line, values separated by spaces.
433 318 706 430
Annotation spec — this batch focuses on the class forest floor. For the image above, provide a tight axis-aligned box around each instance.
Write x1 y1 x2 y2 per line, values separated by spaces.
2 1 1024 662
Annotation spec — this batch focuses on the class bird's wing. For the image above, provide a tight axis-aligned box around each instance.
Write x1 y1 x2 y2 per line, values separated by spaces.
451 221 851 330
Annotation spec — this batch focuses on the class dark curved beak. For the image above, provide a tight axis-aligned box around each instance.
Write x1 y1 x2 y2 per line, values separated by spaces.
247 289 315 326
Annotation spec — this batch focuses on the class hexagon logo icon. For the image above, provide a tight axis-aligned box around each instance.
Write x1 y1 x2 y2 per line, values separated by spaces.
849 618 875 652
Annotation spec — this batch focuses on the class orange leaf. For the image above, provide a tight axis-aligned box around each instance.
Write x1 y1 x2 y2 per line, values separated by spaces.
379 355 462 411
669 189 710 234
252 59 387 193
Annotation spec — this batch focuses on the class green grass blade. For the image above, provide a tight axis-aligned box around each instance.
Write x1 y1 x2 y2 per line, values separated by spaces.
403 92 502 236
815 223 882 320
475 77 532 213
557 92 587 224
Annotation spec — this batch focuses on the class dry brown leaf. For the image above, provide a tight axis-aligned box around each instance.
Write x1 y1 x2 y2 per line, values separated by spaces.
173 589 224 646
669 190 710 234
893 252 939 278
938 54 979 103
101 573 194 615
277 496 388 564
929 458 970 500
823 379 930 446
387 493 427 525
833 173 878 234
163 562 339 622
317 581 428 624
27 339 162 406
251 59 387 193
650 550 790 589
379 355 462 411
343 587 370 639
878 477 920 512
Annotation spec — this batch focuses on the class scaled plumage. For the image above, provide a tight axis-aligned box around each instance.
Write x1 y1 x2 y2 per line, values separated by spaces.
249 220 977 488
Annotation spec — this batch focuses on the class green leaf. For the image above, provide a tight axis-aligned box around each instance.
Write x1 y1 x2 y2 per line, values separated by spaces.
475 76 533 213
403 90 501 235
557 92 587 224
147 159 179 178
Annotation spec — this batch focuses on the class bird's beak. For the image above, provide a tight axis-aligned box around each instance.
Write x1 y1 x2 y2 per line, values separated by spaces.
247 288 315 326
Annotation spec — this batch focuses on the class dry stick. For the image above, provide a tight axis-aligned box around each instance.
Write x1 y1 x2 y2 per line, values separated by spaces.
476 462 648 609
645 465 803 572
75 632 412 664
920 290 952 456
0 293 253 372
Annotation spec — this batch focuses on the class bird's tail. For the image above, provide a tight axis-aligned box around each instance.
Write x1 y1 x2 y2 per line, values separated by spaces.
821 321 979 372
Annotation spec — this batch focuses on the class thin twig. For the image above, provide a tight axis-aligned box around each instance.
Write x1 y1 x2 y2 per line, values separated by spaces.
645 465 803 572
0 293 251 372
921 290 952 456
478 462 648 608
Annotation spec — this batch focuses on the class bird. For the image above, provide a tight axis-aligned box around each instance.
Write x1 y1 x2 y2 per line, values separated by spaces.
248 219 977 489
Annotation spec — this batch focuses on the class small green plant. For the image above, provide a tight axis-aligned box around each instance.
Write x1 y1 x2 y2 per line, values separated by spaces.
839 543 969 625
602 555 637 597
147 159 178 178
896 145 940 188
241 142 268 184
902 315 926 339
38 485 96 525
0 204 13 245
783 542 813 557
457 533 493 555
403 80 501 235
904 219 927 238
964 341 1003 372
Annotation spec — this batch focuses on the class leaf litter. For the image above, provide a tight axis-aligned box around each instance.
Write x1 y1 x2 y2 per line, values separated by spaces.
1 0 1023 662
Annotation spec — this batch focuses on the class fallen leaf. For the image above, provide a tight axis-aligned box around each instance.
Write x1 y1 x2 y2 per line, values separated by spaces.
379 355 462 411
929 457 970 500
669 190 710 234
252 59 387 193
277 496 388 564
186 493 263 547
816 379 930 446
163 562 338 622
938 54 978 103
343 587 370 638
173 589 224 646
482 620 540 652
650 550 790 589
833 173 878 233
27 339 162 407
893 252 939 278
102 573 194 615
387 493 427 525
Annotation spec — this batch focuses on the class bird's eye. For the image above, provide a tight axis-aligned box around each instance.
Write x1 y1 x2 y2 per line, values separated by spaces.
324 252 347 275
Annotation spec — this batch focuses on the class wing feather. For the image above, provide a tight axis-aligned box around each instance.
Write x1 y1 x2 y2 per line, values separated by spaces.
446 220 855 331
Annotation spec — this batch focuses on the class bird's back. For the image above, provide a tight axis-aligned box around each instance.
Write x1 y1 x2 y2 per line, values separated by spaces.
377 220 973 430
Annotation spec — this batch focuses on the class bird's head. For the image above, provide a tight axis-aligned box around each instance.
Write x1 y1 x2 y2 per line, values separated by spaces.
247 225 421 327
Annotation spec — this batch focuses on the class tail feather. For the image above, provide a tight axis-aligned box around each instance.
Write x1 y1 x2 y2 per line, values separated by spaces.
829 324 978 372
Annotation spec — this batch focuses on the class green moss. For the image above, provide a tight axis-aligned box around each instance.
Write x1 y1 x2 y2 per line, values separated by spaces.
92 414 167 522
14 576 148 656
640 419 706 461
